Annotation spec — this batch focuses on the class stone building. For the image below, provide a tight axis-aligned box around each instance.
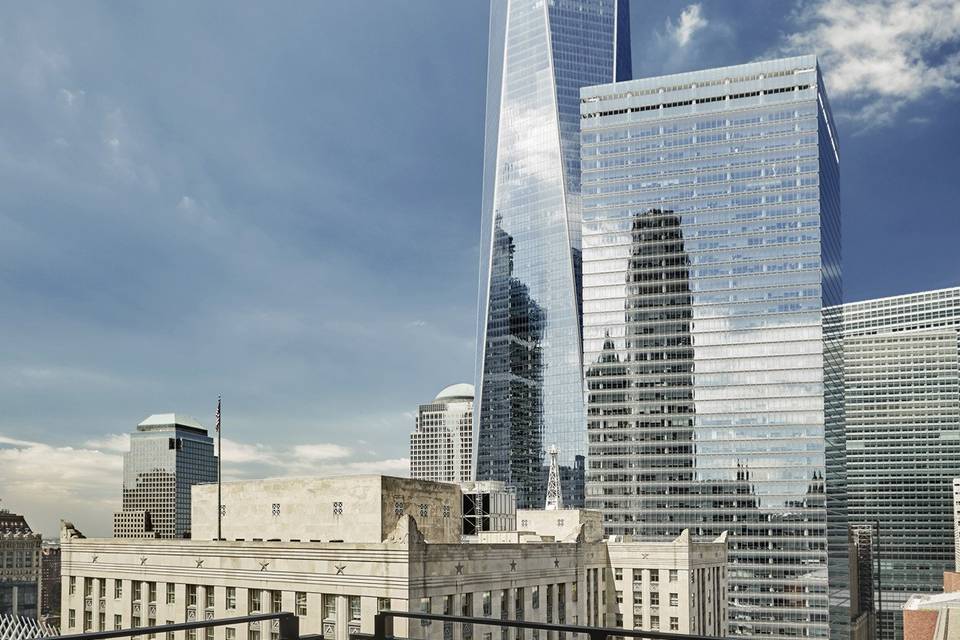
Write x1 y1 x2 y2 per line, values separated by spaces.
0 509 41 618
61 475 727 640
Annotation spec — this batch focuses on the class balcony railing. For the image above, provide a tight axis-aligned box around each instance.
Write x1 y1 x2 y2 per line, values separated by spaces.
56 613 311 640
366 611 726 640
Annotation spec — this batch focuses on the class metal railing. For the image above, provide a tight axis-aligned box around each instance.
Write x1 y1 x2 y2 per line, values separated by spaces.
57 613 310 640
369 611 727 640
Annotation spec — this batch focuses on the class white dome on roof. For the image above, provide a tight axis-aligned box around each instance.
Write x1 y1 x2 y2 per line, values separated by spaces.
434 383 475 401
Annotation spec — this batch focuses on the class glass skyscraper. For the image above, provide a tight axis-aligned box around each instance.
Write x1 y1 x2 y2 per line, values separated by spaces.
113 414 217 539
838 286 960 640
474 0 632 509
580 56 848 639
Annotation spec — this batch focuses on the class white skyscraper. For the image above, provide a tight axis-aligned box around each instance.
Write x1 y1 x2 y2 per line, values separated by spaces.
409 384 474 484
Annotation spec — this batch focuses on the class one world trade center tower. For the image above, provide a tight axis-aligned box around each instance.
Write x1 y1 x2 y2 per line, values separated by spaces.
474 0 632 508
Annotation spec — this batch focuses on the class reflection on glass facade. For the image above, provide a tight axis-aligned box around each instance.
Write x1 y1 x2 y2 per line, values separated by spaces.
837 287 960 640
580 56 848 639
113 414 217 539
474 0 631 509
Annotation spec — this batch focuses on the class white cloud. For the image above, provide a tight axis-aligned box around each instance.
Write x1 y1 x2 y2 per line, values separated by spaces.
784 0 960 126
0 430 397 536
668 4 707 47
84 433 130 452
291 443 352 461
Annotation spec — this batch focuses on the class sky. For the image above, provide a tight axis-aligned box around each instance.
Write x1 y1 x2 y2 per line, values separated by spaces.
1 0 958 537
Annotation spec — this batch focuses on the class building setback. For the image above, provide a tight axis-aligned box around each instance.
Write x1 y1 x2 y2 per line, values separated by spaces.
0 509 41 619
474 0 632 509
61 476 727 640
579 55 848 639
839 286 960 640
113 414 217 539
410 384 474 484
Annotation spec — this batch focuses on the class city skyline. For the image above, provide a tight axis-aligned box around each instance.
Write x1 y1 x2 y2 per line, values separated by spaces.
2 1 960 539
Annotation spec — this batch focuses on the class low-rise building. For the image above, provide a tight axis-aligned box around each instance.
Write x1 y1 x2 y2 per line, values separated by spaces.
0 509 41 619
61 475 727 640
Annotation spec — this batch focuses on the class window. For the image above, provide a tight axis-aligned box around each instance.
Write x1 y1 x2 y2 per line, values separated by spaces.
482 591 491 616
632 569 642 582
166 620 175 640
148 582 157 604
69 577 76 595
205 628 214 640
650 592 659 606
271 590 282 613
633 593 642 605
670 617 679 631
532 586 540 609
350 596 361 621
616 591 623 604
187 585 197 607
444 595 454 616
461 594 473 617
132 615 140 628
419 504 428 517
614 568 623 581
650 570 659 583
166 584 175 604
271 503 280 517
226 629 236 640
226 587 236 610
206 586 215 609
378 597 391 612
249 589 261 612
572 582 577 603
133 582 142 601
615 613 623 628
114 580 122 599
669 593 678 607
323 595 336 620
114 615 122 630
669 570 678 582
85 577 93 597
99 578 107 597
296 592 307 616
650 615 660 630
68 610 76 629
249 631 259 640
83 611 92 631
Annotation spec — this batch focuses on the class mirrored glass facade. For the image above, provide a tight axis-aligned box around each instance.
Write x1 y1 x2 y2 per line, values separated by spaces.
114 414 217 539
838 287 960 640
580 56 848 639
474 0 631 509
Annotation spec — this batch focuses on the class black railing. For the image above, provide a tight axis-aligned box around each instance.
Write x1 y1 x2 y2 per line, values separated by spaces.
58 613 308 640
370 611 727 640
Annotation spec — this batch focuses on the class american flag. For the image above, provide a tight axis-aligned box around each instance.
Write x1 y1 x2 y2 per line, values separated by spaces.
215 396 221 433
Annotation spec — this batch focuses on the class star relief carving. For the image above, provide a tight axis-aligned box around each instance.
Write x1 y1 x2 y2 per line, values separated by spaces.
258 561 270 572
195 559 204 568
455 563 464 575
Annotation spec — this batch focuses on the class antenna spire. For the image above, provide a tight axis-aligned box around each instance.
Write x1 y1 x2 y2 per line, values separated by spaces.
545 445 563 510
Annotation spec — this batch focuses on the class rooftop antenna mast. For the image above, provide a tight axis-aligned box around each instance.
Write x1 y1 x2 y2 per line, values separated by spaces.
545 445 563 510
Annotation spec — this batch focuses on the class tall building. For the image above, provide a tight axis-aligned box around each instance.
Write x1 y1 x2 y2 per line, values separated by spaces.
580 56 848 639
474 0 632 509
38 542 60 626
839 286 960 640
0 509 41 619
409 384 474 484
61 474 728 640
113 414 217 539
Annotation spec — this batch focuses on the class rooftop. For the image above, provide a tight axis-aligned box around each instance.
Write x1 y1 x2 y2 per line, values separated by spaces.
434 383 474 402
137 413 208 434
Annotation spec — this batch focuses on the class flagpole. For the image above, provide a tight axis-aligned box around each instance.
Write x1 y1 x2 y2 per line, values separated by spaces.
217 395 222 541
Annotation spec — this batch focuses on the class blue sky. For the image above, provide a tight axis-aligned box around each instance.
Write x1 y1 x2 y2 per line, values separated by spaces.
1 0 958 537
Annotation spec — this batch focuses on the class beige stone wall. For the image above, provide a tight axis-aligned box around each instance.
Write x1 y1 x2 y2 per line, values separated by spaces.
515 509 603 543
192 475 461 544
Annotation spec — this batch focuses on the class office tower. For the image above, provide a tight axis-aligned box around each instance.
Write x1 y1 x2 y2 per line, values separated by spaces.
0 509 41 619
839 286 960 640
580 55 847 639
113 414 217 539
38 542 60 626
955 478 960 572
474 0 632 509
409 384 475 483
